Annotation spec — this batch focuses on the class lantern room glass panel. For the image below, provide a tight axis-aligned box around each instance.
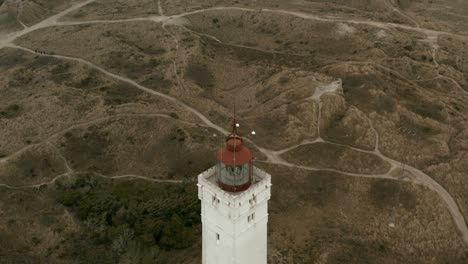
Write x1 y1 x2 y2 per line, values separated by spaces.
217 162 251 186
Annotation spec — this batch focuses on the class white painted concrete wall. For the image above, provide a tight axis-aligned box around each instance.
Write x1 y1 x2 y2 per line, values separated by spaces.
198 166 272 264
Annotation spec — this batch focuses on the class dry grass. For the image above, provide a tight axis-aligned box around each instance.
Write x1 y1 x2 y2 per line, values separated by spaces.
280 142 391 175
263 164 467 264
1 0 468 263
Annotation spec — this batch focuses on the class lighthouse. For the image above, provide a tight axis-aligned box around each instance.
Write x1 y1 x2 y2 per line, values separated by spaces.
197 117 272 264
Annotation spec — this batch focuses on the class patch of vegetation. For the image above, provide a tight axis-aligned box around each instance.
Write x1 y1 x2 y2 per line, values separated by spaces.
0 233 41 263
377 94 397 113
103 51 151 79
62 127 112 173
143 127 214 179
99 83 143 105
27 56 52 69
286 103 300 115
186 63 214 90
278 76 289 85
8 68 34 87
144 47 166 56
327 238 386 264
342 74 380 112
169 112 179 119
141 75 172 93
405 102 445 122
51 72 73 85
0 50 28 69
56 175 199 255
282 142 390 174
369 179 416 210
255 85 283 104
399 115 438 137
303 172 337 206
0 104 22 119
73 74 102 90
15 154 56 180
323 110 374 150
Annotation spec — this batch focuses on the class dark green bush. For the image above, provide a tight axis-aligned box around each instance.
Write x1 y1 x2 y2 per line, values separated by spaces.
56 175 200 252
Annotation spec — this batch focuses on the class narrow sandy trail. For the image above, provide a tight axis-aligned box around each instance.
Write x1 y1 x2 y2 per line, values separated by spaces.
265 116 468 245
0 172 72 189
179 25 304 57
58 16 167 26
173 6 468 39
157 0 164 16
384 0 420 28
16 16 28 29
0 112 200 166
4 41 468 246
177 24 468 99
0 0 97 47
0 1 466 245
3 2 467 49
47 142 73 173
96 173 185 184
0 172 183 189
6 44 229 134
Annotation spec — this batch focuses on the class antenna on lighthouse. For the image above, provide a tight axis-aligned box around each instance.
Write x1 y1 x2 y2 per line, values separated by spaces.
230 95 238 188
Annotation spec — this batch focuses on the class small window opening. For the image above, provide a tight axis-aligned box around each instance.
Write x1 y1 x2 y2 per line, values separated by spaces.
248 213 255 223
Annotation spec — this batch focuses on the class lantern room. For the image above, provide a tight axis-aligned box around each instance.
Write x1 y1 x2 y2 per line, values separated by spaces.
216 122 253 192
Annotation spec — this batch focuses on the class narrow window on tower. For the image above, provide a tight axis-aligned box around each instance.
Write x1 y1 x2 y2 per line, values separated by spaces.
216 233 220 244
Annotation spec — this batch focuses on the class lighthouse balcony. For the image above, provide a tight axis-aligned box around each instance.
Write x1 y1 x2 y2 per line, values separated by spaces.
197 165 271 212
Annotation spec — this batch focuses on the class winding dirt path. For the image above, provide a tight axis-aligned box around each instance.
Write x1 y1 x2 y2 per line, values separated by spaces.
0 172 73 189
0 113 201 166
0 0 97 48
173 6 468 39
0 0 467 245
383 0 420 28
0 172 183 189
269 120 468 245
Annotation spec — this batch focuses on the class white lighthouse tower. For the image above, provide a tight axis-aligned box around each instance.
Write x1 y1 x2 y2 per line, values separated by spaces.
197 116 272 264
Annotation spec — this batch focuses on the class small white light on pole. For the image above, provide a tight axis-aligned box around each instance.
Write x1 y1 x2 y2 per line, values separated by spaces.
251 131 256 135
236 123 240 128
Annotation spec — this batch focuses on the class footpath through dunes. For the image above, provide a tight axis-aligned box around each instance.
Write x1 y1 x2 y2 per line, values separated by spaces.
263 163 468 264
0 0 80 31
280 142 391 175
0 0 97 47
0 0 467 249
5 30 468 249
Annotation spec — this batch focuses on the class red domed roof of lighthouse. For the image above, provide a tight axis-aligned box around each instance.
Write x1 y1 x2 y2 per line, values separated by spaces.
217 134 252 166
216 110 253 166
